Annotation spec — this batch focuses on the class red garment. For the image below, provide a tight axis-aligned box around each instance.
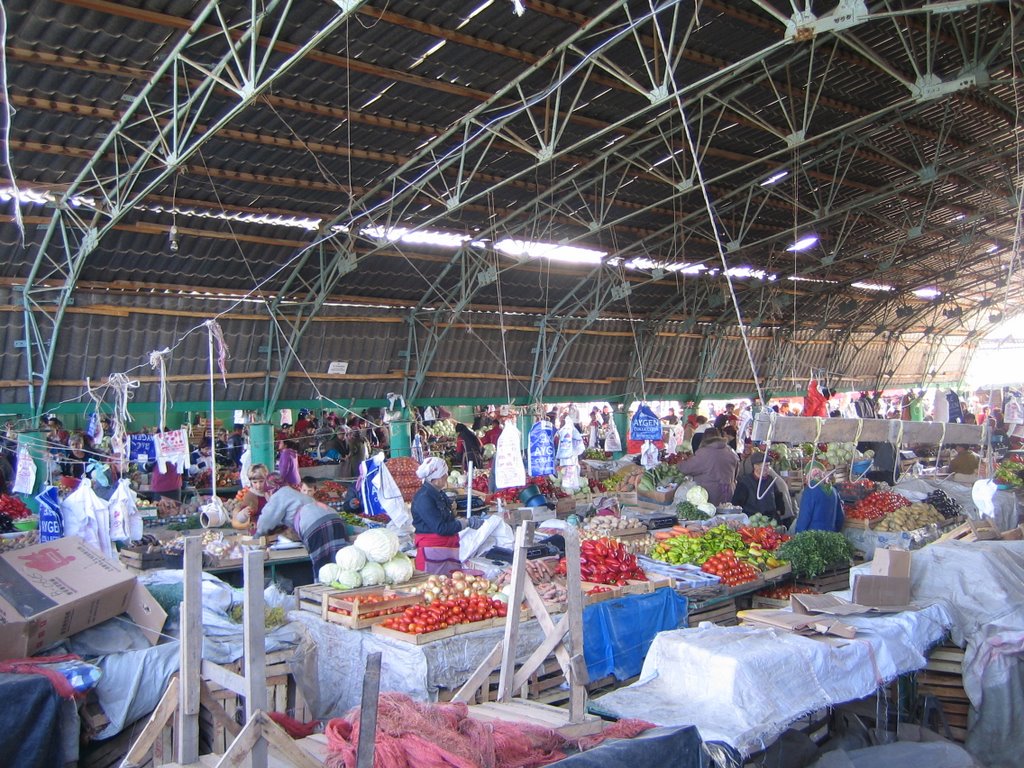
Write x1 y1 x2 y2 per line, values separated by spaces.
804 380 828 418
480 424 502 446
414 532 461 574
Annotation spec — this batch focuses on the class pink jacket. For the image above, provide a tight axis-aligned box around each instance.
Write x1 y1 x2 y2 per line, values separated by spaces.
675 438 739 505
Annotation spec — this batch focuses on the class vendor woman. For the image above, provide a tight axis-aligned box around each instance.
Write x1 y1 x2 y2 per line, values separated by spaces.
256 475 349 576
411 456 484 574
232 463 270 531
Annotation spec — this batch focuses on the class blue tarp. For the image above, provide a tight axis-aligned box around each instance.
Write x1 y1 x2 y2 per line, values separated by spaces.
583 588 688 681
551 725 705 767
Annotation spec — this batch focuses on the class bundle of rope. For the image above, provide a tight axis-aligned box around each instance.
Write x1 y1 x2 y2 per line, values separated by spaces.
323 692 654 768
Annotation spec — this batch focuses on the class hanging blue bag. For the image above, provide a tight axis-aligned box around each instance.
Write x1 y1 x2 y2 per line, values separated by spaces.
630 404 662 441
528 420 555 476
36 485 64 542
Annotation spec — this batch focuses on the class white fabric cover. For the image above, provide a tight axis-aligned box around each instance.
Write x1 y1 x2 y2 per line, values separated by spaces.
593 605 949 756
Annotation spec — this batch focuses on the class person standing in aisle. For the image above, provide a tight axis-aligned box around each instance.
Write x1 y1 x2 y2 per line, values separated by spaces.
454 423 484 472
690 415 711 452
411 457 483 574
793 469 844 532
674 431 739 505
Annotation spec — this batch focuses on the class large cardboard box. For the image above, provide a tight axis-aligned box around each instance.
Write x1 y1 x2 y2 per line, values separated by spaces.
0 536 166 659
852 548 912 607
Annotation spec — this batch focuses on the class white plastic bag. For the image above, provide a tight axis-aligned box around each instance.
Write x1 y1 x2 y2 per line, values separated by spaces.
458 514 508 561
494 421 526 489
107 478 139 542
604 420 622 452
62 478 114 558
972 479 997 520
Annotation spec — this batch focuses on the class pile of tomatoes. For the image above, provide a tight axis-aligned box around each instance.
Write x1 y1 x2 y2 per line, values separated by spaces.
701 550 760 587
847 491 911 521
757 584 818 601
380 595 508 635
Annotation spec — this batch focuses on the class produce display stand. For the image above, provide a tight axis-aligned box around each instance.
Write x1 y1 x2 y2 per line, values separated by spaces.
452 522 605 739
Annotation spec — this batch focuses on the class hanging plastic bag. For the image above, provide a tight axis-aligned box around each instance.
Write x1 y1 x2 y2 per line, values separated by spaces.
494 421 526 489
630 404 662 441
641 441 660 469
12 446 36 495
561 461 582 492
107 478 139 542
528 420 555 477
36 486 64 542
61 478 114 558
604 419 622 452
666 426 679 455
555 423 576 462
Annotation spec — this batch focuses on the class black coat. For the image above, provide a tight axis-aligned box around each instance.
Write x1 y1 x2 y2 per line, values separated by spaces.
411 482 462 536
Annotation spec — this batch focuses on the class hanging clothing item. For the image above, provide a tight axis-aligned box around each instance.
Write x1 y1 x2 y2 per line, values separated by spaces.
803 380 828 418
853 395 876 419
946 391 964 424
528 420 556 477
358 453 411 528
493 421 526 489
153 429 191 474
277 447 301 486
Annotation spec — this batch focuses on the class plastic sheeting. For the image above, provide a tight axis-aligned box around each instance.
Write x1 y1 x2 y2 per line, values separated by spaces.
550 725 704 768
592 605 949 756
892 478 1019 532
582 588 687 681
289 611 550 717
811 740 983 768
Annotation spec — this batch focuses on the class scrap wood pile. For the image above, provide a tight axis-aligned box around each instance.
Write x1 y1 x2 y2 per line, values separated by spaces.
323 692 654 768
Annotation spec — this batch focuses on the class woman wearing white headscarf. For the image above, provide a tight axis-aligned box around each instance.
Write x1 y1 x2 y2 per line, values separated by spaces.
411 457 483 574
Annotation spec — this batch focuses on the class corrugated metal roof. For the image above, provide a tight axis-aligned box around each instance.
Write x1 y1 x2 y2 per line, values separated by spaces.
0 0 1018 411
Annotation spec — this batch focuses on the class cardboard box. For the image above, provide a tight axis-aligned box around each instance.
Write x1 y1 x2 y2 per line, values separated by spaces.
0 536 166 659
636 488 675 506
852 548 912 607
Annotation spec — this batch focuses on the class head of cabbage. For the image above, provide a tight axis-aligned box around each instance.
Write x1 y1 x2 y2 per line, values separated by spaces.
336 545 367 572
354 528 401 563
359 561 387 587
382 552 414 585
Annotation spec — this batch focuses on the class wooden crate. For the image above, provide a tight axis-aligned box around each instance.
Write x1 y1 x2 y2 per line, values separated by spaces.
323 587 423 629
370 623 456 644
794 565 851 593
580 582 622 604
202 649 310 755
916 643 969 743
687 598 738 626
118 546 167 571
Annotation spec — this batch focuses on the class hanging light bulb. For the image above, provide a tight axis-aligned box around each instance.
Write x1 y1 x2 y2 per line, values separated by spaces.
168 224 179 252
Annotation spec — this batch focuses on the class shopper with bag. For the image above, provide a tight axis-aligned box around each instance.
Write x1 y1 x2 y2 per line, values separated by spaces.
411 457 483 574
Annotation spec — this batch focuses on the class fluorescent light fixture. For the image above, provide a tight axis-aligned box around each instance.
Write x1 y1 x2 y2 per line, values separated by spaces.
787 275 839 285
725 266 775 280
495 239 605 264
913 287 941 299
851 281 894 292
985 243 999 253
760 169 789 186
785 235 818 252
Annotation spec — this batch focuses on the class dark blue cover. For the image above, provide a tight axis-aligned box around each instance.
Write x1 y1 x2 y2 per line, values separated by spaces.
583 588 688 681
0 673 66 767
550 725 704 767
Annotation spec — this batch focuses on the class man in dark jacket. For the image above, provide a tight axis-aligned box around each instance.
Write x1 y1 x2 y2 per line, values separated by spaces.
732 452 786 522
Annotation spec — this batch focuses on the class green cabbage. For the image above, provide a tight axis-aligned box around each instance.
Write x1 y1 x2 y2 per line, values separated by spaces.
318 563 342 585
331 570 363 590
354 529 401 563
382 552 414 585
686 485 709 505
335 545 367 571
359 561 387 586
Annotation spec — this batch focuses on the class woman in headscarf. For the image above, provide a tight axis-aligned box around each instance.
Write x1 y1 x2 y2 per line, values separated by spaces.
411 456 483 574
255 470 349 577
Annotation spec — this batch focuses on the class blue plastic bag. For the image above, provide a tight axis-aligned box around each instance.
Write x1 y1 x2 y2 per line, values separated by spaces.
528 420 555 476
36 485 64 542
630 404 662 441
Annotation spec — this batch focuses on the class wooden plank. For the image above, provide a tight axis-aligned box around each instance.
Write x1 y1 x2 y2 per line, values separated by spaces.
121 677 180 768
201 661 247 698
178 537 203 766
563 525 588 722
511 614 569 692
497 523 532 701
451 641 504 703
355 653 382 768
199 681 242 741
370 624 456 644
243 549 269 768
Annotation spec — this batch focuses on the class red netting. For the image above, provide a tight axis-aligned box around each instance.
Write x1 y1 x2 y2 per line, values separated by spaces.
323 693 657 768
324 693 567 768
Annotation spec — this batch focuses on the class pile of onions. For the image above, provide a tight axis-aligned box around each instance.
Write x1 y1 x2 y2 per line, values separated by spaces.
411 570 499 603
